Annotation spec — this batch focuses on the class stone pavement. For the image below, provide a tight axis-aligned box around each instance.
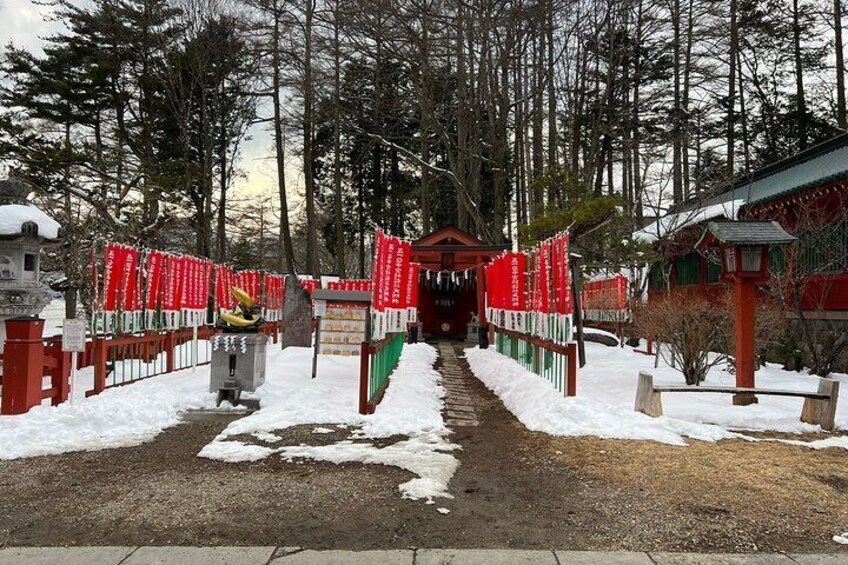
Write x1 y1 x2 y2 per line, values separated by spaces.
0 547 846 564
438 342 480 427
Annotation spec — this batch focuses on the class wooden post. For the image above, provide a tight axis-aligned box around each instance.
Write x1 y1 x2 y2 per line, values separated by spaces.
0 317 45 415
635 371 663 417
570 257 586 367
358 341 370 414
566 342 577 397
801 378 840 431
52 346 71 406
733 277 758 406
88 338 107 396
165 330 176 374
476 264 489 349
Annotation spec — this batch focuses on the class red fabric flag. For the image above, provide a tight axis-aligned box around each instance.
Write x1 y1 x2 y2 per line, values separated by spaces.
508 253 527 311
102 243 126 312
145 251 165 311
121 246 140 313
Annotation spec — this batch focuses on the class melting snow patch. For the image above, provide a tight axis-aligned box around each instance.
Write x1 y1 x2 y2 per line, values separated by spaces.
279 436 460 501
252 431 282 443
437 507 451 515
198 440 277 463
200 343 460 501
0 368 218 460
834 533 848 545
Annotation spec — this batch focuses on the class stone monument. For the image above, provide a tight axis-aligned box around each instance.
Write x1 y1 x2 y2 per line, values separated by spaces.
281 276 313 348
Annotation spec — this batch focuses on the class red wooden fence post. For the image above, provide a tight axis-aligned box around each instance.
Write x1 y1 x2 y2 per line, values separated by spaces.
50 344 71 405
1 317 45 415
566 342 577 397
89 338 107 396
165 330 176 374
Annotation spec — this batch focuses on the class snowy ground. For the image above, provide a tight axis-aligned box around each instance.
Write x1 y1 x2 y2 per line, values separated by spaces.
0 341 458 501
0 365 223 460
199 343 459 501
465 339 848 447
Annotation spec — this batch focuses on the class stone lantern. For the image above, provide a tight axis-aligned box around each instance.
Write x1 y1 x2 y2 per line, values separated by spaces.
0 177 63 349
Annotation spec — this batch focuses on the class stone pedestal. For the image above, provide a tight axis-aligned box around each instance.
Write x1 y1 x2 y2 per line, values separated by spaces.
466 321 480 343
209 333 268 393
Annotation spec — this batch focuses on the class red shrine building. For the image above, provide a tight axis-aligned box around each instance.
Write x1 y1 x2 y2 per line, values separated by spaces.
637 133 848 318
410 227 508 339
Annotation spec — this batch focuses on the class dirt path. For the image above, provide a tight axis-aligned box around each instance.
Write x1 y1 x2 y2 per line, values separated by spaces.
0 341 846 553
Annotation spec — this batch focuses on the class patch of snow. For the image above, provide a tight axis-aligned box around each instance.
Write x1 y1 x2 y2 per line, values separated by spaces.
633 199 745 243
0 204 61 239
834 533 848 545
437 507 450 514
199 343 460 501
465 341 848 446
311 427 335 434
279 435 459 500
0 367 217 460
770 436 848 450
253 431 282 443
199 440 276 462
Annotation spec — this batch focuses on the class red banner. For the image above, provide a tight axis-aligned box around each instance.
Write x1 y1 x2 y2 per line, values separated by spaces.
403 263 419 308
299 277 319 295
236 270 261 302
581 275 628 318
144 251 165 311
215 265 235 310
102 243 125 312
371 230 411 313
161 254 183 313
507 253 527 311
551 233 573 315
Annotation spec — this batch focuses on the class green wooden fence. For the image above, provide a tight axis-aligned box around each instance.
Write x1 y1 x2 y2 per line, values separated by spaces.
494 327 577 396
359 332 404 413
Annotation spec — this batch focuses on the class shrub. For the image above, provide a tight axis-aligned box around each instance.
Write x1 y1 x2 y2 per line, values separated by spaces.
635 292 732 385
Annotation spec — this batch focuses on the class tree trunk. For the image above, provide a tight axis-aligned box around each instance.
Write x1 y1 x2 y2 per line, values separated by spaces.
792 0 808 150
672 0 683 204
332 2 346 277
727 0 738 178
272 1 296 274
303 0 320 278
837 0 846 128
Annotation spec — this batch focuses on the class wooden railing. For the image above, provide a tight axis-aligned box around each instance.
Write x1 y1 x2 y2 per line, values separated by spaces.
358 332 404 414
493 326 578 396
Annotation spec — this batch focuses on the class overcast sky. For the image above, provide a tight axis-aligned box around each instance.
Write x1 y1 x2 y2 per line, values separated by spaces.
0 0 297 208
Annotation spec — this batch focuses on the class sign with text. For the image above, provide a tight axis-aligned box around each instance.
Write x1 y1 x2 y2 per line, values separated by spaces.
62 319 87 352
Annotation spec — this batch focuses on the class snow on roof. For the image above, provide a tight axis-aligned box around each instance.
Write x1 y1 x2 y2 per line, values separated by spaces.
633 199 745 243
0 204 61 240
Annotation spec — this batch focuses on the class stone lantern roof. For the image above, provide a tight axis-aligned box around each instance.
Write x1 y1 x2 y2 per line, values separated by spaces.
0 177 62 244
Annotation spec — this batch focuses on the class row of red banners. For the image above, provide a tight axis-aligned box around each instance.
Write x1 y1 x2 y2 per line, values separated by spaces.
484 232 573 342
581 275 630 323
96 243 316 331
328 279 373 292
370 230 420 338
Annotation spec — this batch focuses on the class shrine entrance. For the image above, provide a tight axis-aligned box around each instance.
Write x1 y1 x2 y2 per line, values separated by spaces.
410 227 508 340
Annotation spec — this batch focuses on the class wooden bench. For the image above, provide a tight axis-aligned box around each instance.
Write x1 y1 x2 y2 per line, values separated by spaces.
635 371 841 431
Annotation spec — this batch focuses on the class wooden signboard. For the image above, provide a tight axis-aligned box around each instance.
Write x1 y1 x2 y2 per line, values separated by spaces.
318 303 368 356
